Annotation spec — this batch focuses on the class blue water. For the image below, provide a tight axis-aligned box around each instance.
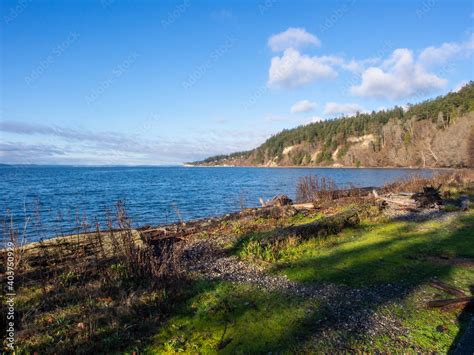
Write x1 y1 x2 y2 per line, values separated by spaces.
1 165 439 241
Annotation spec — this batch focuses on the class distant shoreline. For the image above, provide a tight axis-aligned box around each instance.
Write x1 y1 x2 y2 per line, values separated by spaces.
184 164 464 171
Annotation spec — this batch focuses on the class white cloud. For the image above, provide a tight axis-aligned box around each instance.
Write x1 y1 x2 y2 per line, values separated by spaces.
268 27 320 52
419 42 463 67
265 32 471 98
291 99 317 113
351 48 446 100
268 48 337 88
419 34 474 67
323 102 364 116
350 35 474 100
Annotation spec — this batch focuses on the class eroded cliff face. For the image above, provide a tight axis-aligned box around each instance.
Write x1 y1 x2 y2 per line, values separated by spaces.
197 112 474 168
338 113 473 168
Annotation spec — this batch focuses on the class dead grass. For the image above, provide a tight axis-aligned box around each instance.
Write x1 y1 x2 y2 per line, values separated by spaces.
381 170 474 195
1 201 186 353
296 175 371 209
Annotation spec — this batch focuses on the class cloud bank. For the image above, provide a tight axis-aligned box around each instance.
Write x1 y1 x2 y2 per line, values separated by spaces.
0 121 270 165
268 27 320 52
291 99 317 113
323 102 365 116
266 28 473 99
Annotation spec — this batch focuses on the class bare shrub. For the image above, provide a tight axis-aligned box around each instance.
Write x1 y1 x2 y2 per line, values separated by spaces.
296 175 338 203
1 199 184 286
2 209 29 272
106 200 184 282
1 199 188 353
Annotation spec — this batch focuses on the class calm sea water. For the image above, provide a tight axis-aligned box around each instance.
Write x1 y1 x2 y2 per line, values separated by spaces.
1 166 439 241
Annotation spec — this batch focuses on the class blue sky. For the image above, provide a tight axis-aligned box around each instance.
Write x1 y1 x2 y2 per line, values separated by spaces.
1 0 473 165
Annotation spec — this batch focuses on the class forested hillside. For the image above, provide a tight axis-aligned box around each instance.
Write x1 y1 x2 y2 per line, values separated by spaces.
193 83 474 168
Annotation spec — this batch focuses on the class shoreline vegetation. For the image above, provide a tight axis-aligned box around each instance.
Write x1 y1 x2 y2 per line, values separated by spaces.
2 170 474 353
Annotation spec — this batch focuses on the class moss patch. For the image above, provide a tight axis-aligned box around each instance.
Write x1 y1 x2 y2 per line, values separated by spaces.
148 281 320 354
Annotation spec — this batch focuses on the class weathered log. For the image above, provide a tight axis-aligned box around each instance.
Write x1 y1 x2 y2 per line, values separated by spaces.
429 281 466 297
427 297 474 310
258 205 298 218
260 209 360 247
262 195 293 207
382 196 417 208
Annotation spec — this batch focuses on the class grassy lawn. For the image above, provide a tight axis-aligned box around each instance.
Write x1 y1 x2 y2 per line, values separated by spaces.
147 281 321 353
147 210 473 353
207 209 472 353
9 205 474 353
272 211 474 287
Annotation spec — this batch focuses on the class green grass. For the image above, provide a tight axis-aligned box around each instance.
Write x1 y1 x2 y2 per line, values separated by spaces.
264 211 474 287
380 288 469 352
235 212 325 262
149 211 474 353
12 262 175 353
148 281 320 354
286 211 324 225
214 210 474 352
12 208 474 353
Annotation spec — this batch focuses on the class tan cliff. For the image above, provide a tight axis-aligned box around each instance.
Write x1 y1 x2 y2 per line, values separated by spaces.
192 84 474 169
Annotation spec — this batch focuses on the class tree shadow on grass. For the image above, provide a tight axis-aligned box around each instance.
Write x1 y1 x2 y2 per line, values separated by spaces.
449 284 474 354
262 213 474 352
145 280 329 354
143 213 473 353
22 213 472 353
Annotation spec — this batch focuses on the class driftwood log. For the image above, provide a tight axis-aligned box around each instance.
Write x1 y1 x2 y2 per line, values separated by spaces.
412 185 443 208
381 194 417 209
260 195 293 208
427 297 474 310
428 281 474 310
376 185 444 210
259 209 360 248
429 281 466 297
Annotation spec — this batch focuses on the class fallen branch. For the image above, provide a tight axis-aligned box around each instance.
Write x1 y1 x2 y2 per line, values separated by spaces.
427 297 474 310
382 196 417 208
260 209 360 248
429 281 466 297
